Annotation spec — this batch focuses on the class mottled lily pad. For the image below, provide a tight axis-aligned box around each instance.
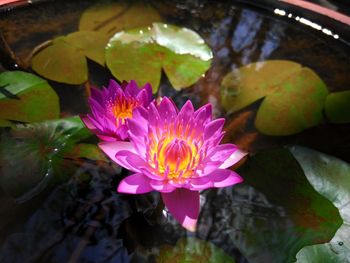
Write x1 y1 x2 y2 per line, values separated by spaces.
0 71 59 125
105 23 213 92
221 60 328 135
290 146 350 263
31 31 109 84
236 148 342 262
0 116 94 202
157 237 235 263
325 90 350 123
79 2 162 37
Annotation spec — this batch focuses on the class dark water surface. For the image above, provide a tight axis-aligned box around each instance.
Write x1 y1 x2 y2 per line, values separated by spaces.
0 1 349 262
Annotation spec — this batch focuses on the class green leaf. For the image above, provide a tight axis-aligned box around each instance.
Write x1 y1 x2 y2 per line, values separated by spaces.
221 60 328 135
31 31 109 85
290 146 350 263
236 148 342 262
0 116 92 202
157 237 236 263
105 23 212 92
325 90 350 123
79 2 162 37
64 143 107 162
0 71 59 124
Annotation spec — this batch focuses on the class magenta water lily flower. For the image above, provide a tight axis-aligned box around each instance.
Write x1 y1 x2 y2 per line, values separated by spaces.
81 80 153 141
99 97 246 231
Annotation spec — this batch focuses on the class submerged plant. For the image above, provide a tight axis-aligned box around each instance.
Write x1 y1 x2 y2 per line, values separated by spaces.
81 80 153 141
99 97 246 231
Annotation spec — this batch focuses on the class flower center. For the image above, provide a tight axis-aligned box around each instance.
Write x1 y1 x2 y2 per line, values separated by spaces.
110 98 138 124
150 137 199 180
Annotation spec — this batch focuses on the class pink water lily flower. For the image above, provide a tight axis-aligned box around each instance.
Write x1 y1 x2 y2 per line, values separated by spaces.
99 97 246 231
81 80 153 141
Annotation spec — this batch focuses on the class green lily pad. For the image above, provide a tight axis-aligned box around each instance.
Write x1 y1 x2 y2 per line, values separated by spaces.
79 2 162 37
157 237 235 263
236 148 342 262
0 71 59 124
105 23 212 92
0 116 93 202
31 31 109 84
290 146 350 263
65 143 108 162
325 90 350 124
221 60 328 135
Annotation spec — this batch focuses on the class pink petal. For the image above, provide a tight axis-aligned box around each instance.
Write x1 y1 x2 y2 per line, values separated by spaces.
108 79 122 92
115 150 147 172
161 188 199 232
96 134 117 142
150 180 176 193
206 144 237 164
128 132 147 157
148 103 162 127
124 80 140 97
89 87 103 103
204 118 225 141
117 173 153 194
158 97 177 120
219 149 247 169
209 169 243 187
127 118 147 137
80 115 96 130
98 141 136 164
142 82 153 101
195 103 212 124
191 169 243 189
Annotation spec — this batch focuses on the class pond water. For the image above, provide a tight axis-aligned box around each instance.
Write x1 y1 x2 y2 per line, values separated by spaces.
0 0 349 263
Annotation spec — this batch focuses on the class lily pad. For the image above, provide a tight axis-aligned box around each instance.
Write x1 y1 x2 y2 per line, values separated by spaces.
235 148 342 262
290 146 350 262
0 116 93 202
325 90 350 123
221 60 328 135
31 31 109 84
0 71 59 124
79 2 162 37
65 143 108 162
105 23 213 92
157 237 235 263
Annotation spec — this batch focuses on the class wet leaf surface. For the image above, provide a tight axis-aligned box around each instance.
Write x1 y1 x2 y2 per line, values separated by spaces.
31 31 109 84
199 148 342 263
79 2 162 37
0 71 59 124
325 90 350 124
105 23 212 92
221 60 329 135
157 237 236 263
0 116 93 202
290 146 350 263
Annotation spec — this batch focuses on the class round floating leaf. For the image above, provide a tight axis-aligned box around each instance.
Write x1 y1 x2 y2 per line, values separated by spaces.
65 31 110 66
325 90 350 123
0 116 92 202
65 143 108 162
106 23 212 92
157 237 235 263
236 148 342 262
31 31 109 84
0 71 59 124
79 2 162 37
221 60 328 135
290 146 350 262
